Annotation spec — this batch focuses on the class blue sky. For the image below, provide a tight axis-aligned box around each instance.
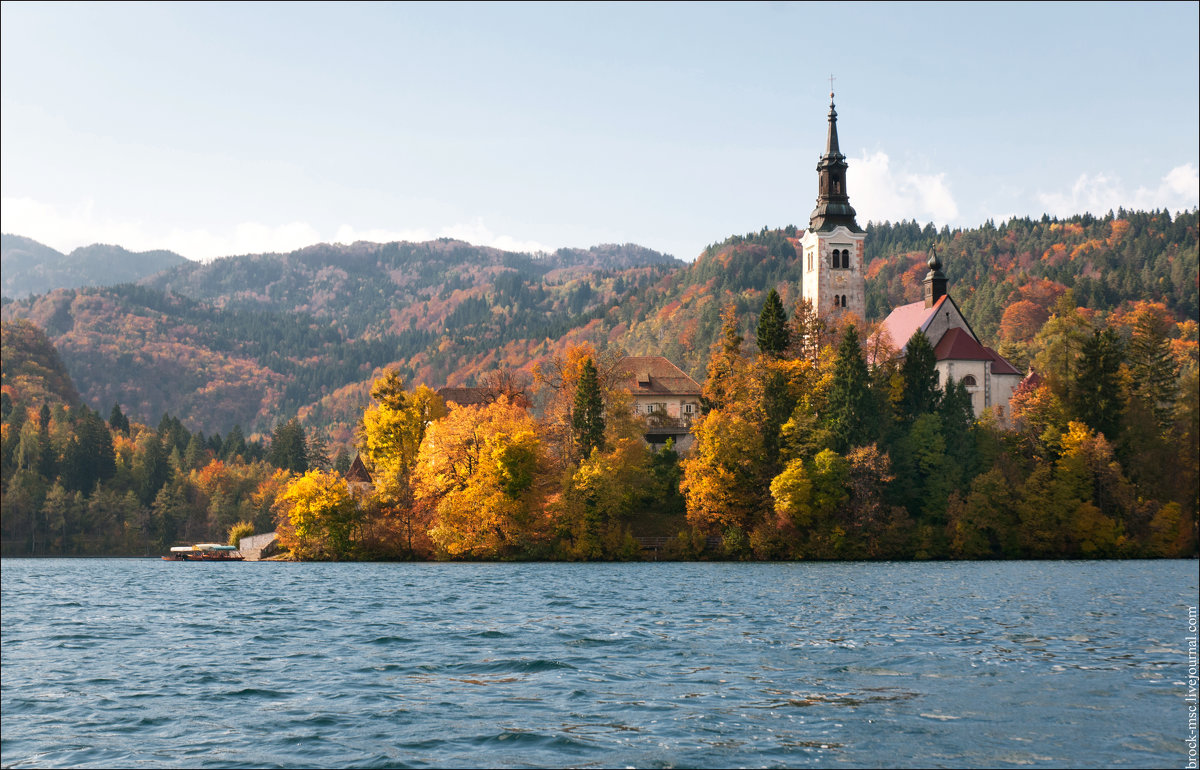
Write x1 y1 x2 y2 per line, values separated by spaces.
2 1 1197 262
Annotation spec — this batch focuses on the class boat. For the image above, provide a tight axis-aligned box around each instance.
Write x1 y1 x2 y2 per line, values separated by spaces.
162 543 245 561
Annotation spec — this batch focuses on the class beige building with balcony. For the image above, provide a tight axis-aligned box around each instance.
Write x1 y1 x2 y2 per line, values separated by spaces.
614 356 702 452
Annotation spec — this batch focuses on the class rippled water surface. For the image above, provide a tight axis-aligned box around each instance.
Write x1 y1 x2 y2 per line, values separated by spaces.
1 559 1194 768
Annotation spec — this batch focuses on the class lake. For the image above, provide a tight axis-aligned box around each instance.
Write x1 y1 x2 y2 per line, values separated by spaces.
1 559 1195 768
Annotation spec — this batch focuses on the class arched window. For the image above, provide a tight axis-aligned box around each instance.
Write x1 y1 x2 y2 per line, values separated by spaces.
961 375 978 388
841 294 847 307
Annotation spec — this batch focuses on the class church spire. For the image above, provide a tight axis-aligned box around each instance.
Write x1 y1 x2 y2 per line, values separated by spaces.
825 92 841 157
923 247 947 308
808 90 861 233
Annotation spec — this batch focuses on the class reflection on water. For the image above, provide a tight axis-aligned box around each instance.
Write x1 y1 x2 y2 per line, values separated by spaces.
1 559 1194 768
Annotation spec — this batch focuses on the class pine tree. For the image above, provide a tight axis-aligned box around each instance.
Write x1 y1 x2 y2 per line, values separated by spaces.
269 419 309 474
1073 327 1124 440
899 330 941 421
756 288 790 358
825 325 879 452
572 357 605 459
108 403 130 435
1127 311 1178 431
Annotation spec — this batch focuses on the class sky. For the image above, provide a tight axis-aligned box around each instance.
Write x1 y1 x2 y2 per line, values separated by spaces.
2 1 1198 263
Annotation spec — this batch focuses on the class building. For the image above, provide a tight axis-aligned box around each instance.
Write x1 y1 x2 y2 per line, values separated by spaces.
877 250 1023 421
798 91 1022 422
614 356 702 452
800 91 866 320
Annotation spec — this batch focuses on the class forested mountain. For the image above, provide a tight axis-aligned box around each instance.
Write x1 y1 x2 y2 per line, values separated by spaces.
0 239 682 441
0 209 1195 450
0 234 189 299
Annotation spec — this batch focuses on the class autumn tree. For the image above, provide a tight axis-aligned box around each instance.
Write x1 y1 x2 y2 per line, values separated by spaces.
414 397 549 558
358 369 446 557
274 469 362 560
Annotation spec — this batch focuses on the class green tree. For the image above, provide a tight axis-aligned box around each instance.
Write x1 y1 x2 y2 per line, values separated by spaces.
572 357 605 459
1072 327 1124 440
825 325 879 451
1126 310 1178 431
898 330 940 421
756 288 790 358
269 418 308 473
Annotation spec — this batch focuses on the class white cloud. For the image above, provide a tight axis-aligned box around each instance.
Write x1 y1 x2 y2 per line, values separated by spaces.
1037 163 1200 219
847 151 960 226
1 197 557 261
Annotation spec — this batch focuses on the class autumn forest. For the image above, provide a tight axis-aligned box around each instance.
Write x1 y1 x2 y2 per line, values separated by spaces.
1 209 1196 560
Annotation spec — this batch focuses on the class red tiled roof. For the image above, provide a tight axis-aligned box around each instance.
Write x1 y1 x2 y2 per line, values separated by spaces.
932 327 993 361
878 297 943 353
984 346 1021 376
615 356 701 397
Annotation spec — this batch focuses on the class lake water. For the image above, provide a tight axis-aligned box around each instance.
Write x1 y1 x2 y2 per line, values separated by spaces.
1 559 1195 768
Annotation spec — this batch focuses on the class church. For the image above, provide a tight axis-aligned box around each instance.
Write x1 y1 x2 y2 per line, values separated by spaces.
801 91 1023 421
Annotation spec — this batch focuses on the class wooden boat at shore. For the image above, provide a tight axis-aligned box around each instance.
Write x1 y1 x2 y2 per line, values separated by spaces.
162 543 245 561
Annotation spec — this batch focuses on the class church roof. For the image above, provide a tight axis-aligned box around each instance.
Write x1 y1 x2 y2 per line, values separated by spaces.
878 295 947 354
615 356 701 397
985 346 1022 376
932 327 992 361
931 328 1022 375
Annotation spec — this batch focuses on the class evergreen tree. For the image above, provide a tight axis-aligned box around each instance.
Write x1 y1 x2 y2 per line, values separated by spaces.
222 424 247 461
572 357 605 459
307 431 331 471
269 418 309 474
108 404 130 435
1073 327 1124 440
756 288 790 358
826 326 879 452
137 432 171 506
899 330 941 421
1127 311 1178 431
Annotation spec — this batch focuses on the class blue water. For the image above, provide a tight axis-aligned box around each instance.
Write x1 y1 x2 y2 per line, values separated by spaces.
1 560 1194 768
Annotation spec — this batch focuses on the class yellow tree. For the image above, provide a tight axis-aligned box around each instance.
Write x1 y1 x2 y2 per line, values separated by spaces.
414 397 549 558
274 469 362 560
358 369 446 556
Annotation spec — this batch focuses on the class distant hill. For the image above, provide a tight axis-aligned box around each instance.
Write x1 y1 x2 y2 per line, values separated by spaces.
0 211 1194 446
0 234 190 299
0 238 683 439
0 319 81 408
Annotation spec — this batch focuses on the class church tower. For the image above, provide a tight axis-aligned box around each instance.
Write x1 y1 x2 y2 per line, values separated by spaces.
800 91 866 319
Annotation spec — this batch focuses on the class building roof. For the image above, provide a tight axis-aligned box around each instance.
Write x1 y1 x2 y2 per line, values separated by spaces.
615 356 701 397
878 295 946 354
932 327 992 361
984 346 1022 376
930 328 1021 376
345 454 372 484
436 387 491 407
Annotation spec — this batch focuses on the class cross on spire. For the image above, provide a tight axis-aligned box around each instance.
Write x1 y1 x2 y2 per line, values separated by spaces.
829 74 835 97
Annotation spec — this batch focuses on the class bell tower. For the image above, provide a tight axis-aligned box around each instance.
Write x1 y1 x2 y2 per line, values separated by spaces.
800 88 866 320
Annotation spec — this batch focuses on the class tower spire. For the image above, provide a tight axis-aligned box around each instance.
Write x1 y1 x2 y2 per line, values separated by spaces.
808 88 860 233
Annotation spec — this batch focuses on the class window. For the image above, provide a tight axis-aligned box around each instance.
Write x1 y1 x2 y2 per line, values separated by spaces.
841 294 847 307
961 375 978 388
684 403 694 414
